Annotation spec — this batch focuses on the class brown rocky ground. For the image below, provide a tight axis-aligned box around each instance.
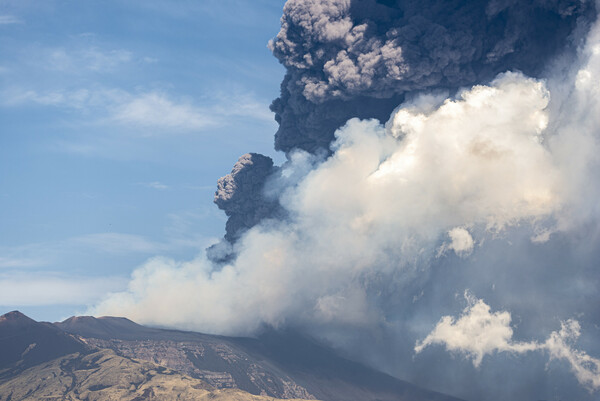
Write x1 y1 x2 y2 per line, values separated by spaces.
0 348 314 401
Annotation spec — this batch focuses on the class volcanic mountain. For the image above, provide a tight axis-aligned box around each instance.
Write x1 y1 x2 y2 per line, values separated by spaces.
54 314 464 401
0 311 464 400
0 310 88 377
0 311 312 401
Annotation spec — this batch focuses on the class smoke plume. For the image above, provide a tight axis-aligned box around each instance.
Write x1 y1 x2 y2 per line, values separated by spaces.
269 0 595 154
214 153 277 243
94 1 600 400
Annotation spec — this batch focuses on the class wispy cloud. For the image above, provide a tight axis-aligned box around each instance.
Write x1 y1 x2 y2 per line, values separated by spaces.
0 232 184 270
211 91 276 123
163 207 224 246
1 88 92 108
415 294 600 391
1 86 274 134
47 47 133 72
139 181 169 190
0 273 126 306
112 92 218 131
72 233 168 254
0 257 45 269
0 15 22 25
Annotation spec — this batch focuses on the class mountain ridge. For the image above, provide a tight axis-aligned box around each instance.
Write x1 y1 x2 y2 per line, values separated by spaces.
52 313 465 401
0 311 314 401
0 310 464 401
0 310 89 378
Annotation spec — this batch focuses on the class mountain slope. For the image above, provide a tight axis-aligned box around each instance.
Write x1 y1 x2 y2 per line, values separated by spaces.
55 315 464 401
0 348 312 401
0 311 314 401
0 311 89 378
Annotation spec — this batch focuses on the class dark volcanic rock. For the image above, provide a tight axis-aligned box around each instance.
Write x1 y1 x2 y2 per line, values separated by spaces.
0 347 303 401
54 314 465 401
56 315 154 340
0 312 308 401
0 311 89 379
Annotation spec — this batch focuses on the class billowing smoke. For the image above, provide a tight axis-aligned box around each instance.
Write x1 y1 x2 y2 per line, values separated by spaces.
270 0 595 154
93 1 600 400
216 0 595 242
214 153 277 243
208 153 283 261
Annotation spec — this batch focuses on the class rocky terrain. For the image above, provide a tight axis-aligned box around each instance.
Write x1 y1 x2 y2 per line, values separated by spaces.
0 311 464 401
55 315 464 401
0 348 310 401
0 311 87 378
0 311 310 401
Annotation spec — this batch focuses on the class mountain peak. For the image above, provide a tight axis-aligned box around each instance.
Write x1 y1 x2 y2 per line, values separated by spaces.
60 315 98 325
0 310 36 326
60 315 136 324
0 311 89 373
55 314 149 340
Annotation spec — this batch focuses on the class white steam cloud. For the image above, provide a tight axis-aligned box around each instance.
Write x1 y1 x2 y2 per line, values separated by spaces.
94 70 565 332
415 293 600 391
92 8 600 398
445 227 474 257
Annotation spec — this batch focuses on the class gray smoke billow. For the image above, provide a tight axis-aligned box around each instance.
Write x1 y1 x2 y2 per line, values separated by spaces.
94 1 600 400
214 0 595 244
209 153 283 261
270 0 595 154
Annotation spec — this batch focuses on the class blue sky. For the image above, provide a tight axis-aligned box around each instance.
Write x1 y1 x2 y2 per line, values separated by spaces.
0 0 287 321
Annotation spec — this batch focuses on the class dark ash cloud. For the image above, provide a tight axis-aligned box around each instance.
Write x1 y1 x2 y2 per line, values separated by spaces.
203 2 600 397
213 153 281 243
217 0 595 246
269 0 595 153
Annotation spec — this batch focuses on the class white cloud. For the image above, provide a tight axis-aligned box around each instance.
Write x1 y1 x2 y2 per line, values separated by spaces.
448 227 474 256
0 87 273 134
0 15 22 25
0 274 126 306
415 295 600 391
438 227 475 257
112 92 217 131
93 71 565 334
0 243 58 270
72 233 168 254
47 47 133 72
0 257 44 269
0 41 274 135
0 232 191 272
545 320 600 391
140 181 169 190
414 293 538 367
211 91 277 123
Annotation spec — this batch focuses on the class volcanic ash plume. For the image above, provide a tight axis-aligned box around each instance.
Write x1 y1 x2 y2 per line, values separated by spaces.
269 0 595 154
94 1 600 400
215 0 595 243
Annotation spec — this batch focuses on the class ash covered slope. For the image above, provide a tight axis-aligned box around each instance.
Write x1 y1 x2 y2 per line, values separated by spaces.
55 315 464 401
